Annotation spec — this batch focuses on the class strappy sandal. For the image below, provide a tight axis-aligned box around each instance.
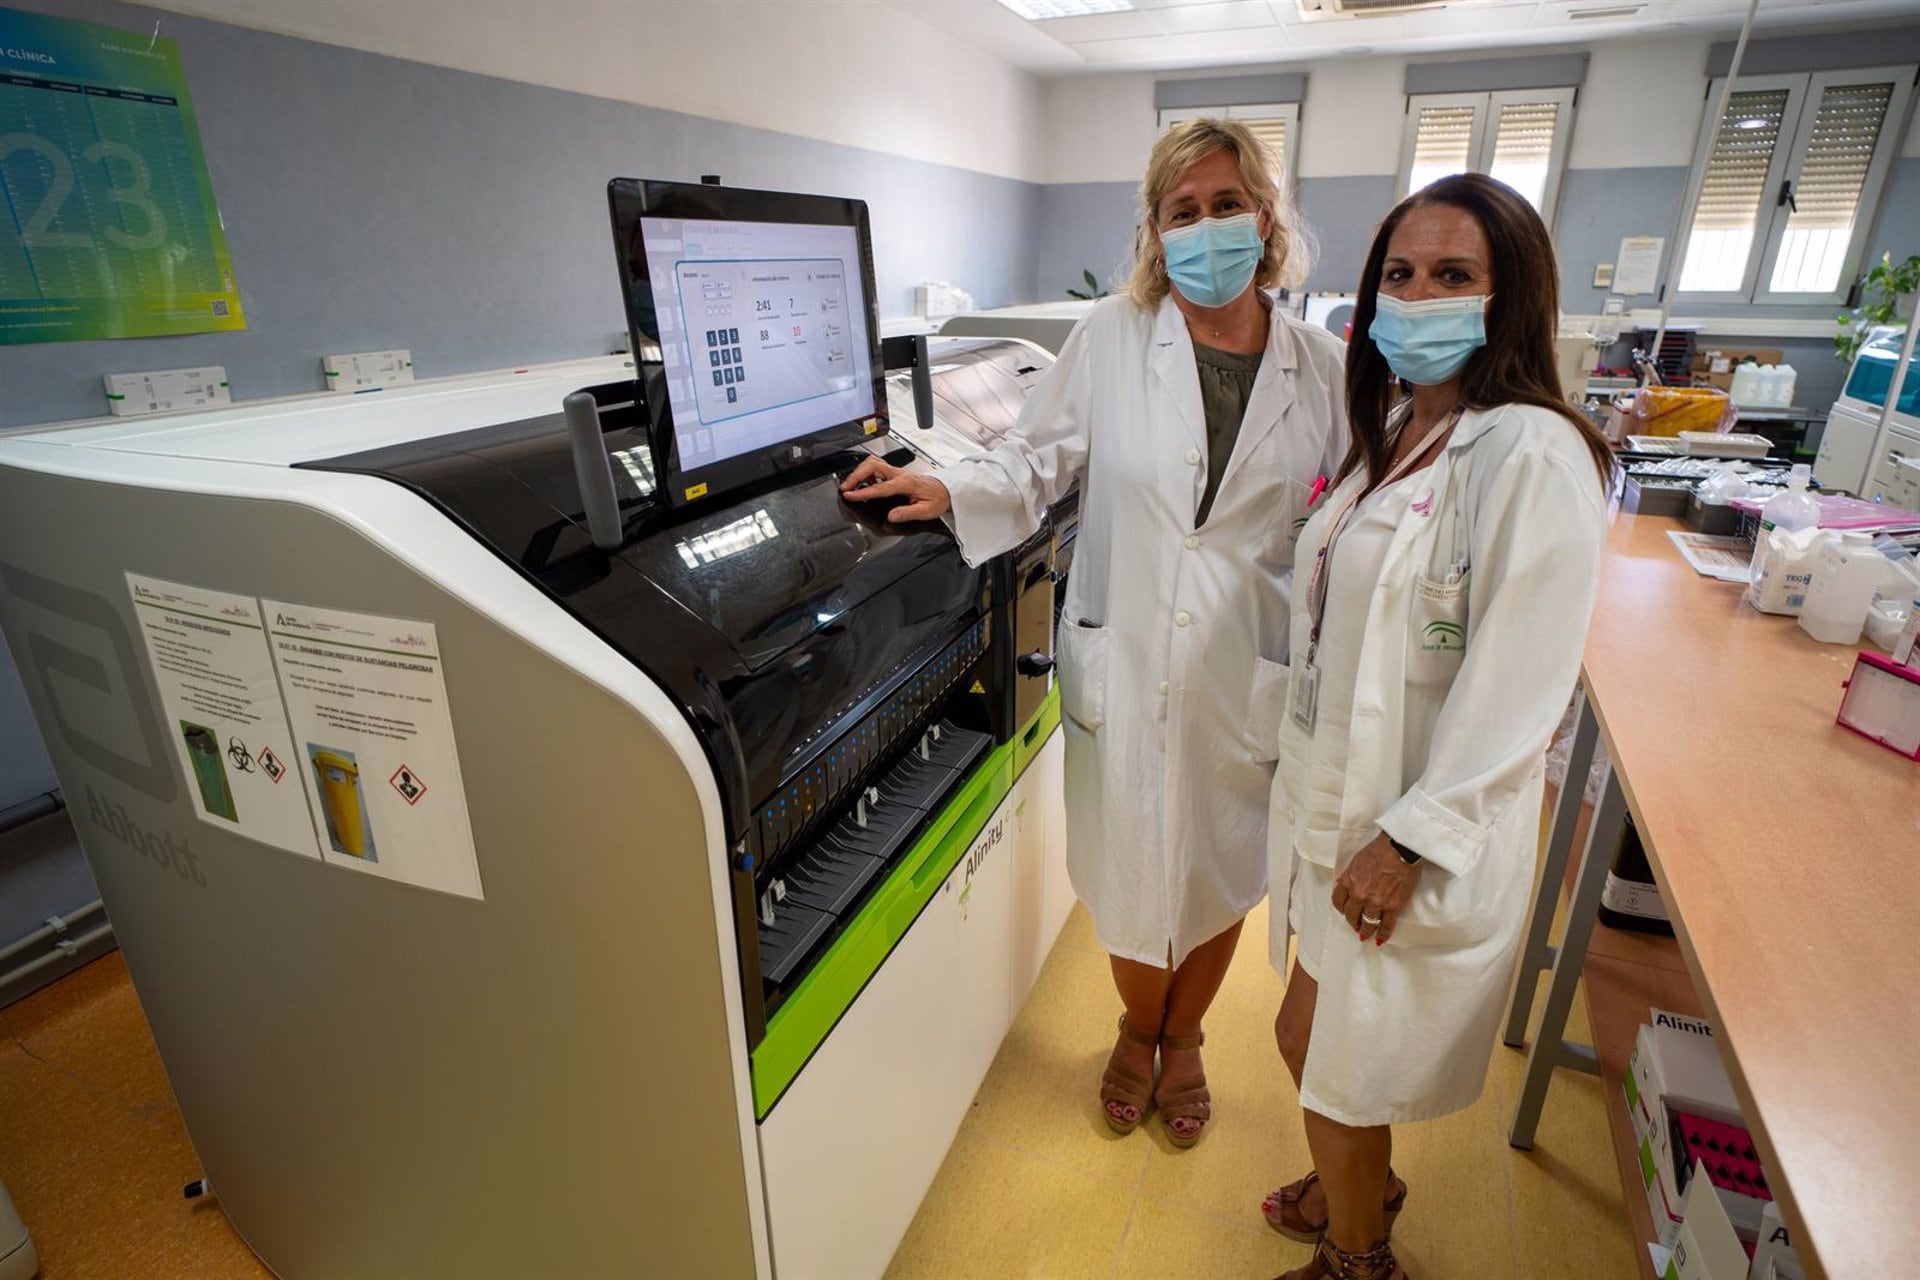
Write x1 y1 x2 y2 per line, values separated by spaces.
1101 1014 1157 1134
1275 1236 1409 1280
1153 1029 1210 1148
1262 1169 1408 1243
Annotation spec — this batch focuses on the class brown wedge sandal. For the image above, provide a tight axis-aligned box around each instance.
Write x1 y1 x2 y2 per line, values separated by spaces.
1275 1236 1408 1280
1153 1029 1210 1148
1261 1169 1408 1243
1101 1014 1157 1134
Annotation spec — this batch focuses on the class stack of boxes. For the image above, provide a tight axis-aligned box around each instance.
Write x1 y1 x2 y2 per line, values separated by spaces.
1627 1010 1805 1279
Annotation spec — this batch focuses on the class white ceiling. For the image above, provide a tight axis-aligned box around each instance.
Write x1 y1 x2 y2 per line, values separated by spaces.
879 0 1920 74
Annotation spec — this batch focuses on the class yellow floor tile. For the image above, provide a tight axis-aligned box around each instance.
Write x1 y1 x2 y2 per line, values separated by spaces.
1509 1068 1642 1280
1114 1194 1298 1280
883 1131 1136 1280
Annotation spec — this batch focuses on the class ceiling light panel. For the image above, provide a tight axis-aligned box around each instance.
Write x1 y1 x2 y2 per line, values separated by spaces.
993 0 1136 18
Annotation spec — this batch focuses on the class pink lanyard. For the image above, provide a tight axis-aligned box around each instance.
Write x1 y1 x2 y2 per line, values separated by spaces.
1304 406 1462 665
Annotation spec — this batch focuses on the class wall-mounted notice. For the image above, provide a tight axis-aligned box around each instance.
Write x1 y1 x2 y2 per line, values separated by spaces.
262 600 482 900
125 574 321 859
0 7 245 344
1614 236 1665 297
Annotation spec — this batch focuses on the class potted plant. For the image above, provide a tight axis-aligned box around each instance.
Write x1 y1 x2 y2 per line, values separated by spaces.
1837 251 1919 364
1065 269 1109 301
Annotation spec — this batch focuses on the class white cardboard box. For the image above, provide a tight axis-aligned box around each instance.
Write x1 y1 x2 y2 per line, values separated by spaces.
1665 1160 1750 1280
1627 1011 1769 1247
1747 1202 1805 1280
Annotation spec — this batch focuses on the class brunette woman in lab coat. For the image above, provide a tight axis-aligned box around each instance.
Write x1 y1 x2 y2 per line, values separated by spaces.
844 120 1348 1147
1258 175 1612 1280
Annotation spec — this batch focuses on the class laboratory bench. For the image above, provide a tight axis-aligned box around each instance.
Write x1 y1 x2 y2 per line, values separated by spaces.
1504 512 1919 1280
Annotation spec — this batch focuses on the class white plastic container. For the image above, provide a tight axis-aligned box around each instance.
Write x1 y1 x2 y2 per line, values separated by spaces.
1772 362 1797 407
1799 532 1884 644
1730 363 1763 407
1747 464 1821 603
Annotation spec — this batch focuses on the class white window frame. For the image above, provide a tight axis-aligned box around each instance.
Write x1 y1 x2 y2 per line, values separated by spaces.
1678 66 1915 307
1396 86 1577 227
1157 102 1301 196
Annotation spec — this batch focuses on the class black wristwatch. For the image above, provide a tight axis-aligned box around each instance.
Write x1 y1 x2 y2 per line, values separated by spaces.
1389 838 1423 866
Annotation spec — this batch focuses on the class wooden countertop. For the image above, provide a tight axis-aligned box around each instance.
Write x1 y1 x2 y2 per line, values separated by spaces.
1581 513 1920 1280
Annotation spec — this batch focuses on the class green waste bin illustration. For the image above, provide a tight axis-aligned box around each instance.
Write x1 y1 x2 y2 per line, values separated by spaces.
312 748 372 858
181 722 237 822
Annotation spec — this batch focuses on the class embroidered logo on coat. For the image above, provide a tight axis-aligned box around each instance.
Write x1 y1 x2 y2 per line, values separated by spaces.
1420 619 1465 652
1410 488 1436 517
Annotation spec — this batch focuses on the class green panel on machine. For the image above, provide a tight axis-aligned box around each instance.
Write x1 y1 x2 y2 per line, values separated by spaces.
752 740 1016 1117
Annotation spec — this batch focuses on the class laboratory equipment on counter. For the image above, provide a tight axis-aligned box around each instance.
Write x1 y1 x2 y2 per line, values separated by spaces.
0 180 1075 1280
1894 598 1920 666
1798 532 1884 645
1818 326 1920 495
938 300 1096 355
1837 653 1920 761
1748 465 1820 592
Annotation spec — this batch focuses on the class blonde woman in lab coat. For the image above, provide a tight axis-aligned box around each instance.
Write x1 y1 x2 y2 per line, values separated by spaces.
844 119 1348 1147
1258 174 1612 1280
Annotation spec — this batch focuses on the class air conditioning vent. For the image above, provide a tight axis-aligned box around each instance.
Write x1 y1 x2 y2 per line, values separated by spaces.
1296 0 1449 16
1567 4 1646 18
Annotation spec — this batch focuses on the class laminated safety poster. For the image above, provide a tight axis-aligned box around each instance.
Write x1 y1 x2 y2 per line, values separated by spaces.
0 7 245 343
261 600 483 900
125 574 322 859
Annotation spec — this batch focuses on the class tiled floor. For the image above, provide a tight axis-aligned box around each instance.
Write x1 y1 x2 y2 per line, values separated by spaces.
0 898 1635 1279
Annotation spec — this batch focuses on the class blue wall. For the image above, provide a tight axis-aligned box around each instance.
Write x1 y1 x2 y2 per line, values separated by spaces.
1033 159 1920 415
2 0 1041 428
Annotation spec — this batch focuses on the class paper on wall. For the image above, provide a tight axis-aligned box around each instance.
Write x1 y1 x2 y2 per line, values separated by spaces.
1616 237 1665 297
263 600 483 900
125 574 323 859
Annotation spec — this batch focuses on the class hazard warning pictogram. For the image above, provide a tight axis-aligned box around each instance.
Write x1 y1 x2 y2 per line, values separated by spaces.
257 746 286 784
389 764 428 805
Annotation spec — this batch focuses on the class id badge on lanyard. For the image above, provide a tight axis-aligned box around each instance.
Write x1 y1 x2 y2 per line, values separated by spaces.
1294 406 1461 735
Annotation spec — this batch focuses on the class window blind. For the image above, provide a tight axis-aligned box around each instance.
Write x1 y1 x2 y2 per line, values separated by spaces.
1769 79 1895 292
1487 99 1560 210
1679 87 1788 292
1242 115 1287 186
1407 104 1474 191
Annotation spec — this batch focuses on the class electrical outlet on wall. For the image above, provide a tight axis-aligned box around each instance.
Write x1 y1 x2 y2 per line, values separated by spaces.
322 349 413 392
102 368 231 417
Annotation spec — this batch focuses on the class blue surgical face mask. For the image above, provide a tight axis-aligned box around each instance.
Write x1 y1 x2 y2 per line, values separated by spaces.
1160 213 1264 309
1368 293 1490 385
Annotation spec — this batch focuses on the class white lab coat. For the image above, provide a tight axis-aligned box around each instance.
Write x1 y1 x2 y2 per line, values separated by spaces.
1268 402 1607 1126
941 294 1349 967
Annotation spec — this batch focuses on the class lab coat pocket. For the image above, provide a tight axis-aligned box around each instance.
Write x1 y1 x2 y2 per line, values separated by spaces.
1261 478 1315 568
1245 657 1289 765
1057 622 1110 732
1408 572 1469 689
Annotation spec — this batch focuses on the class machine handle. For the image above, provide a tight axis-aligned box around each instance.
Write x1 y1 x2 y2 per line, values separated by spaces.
563 390 624 551
1016 651 1055 678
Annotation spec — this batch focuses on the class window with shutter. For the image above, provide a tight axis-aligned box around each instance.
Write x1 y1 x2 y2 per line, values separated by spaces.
1678 86 1791 294
1397 87 1575 224
1679 66 1912 305
1486 99 1561 214
1407 104 1477 195
1768 80 1895 295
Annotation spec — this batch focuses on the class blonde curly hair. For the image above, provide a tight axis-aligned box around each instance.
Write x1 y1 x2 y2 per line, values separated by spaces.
1124 117 1314 310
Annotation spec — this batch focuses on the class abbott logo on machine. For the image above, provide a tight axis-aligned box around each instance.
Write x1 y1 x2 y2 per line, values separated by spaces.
0 562 207 888
83 785 204 886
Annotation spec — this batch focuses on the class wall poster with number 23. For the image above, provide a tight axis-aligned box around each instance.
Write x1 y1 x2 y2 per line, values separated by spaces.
0 7 244 344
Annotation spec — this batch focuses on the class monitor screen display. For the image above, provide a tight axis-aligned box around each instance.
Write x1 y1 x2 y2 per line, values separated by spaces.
610 180 886 506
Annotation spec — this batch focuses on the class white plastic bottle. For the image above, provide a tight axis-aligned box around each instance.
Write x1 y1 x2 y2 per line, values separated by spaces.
1800 532 1885 644
1730 363 1759 406
1748 463 1821 597
1773 362 1797 408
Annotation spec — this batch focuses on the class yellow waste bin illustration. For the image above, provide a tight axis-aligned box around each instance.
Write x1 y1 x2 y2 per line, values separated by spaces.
311 749 372 858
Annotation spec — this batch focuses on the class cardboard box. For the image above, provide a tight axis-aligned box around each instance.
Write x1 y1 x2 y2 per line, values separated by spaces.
1748 1202 1805 1280
1664 1160 1751 1280
1626 1011 1772 1248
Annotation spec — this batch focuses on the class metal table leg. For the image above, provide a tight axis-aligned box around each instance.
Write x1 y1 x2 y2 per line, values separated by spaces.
1508 760 1623 1151
1503 686 1599 1050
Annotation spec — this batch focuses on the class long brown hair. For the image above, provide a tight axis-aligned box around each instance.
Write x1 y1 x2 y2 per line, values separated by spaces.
1341 173 1613 490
